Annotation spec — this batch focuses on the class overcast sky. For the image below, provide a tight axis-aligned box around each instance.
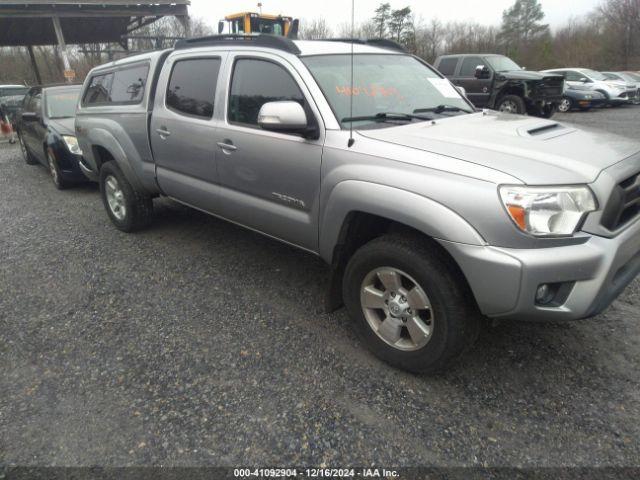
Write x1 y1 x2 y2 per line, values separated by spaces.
189 0 603 31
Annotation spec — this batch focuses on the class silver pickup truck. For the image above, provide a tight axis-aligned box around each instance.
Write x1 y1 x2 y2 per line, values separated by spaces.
75 35 640 372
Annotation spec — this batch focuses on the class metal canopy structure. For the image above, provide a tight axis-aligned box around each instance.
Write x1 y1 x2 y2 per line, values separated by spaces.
0 1 190 83
0 1 190 46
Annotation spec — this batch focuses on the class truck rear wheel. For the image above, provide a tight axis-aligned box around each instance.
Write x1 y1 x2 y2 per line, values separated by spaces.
99 161 153 232
342 234 481 373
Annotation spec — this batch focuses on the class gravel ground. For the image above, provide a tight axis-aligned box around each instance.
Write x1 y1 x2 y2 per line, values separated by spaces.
1 106 639 470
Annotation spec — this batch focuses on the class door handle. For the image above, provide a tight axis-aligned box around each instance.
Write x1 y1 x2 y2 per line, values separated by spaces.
156 127 171 138
217 140 237 152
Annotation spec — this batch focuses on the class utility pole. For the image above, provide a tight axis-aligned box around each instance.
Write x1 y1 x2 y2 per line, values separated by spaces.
257 2 263 14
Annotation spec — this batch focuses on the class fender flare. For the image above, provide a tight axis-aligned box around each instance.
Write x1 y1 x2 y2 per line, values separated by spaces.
319 180 486 263
85 126 146 191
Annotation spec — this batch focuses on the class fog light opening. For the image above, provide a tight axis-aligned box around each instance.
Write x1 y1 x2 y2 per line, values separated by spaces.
536 283 556 306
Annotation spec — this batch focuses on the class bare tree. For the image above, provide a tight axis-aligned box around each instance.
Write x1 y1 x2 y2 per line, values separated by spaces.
598 0 640 69
299 18 332 40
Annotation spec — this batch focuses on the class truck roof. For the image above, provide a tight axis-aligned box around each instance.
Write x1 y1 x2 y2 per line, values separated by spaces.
89 36 404 74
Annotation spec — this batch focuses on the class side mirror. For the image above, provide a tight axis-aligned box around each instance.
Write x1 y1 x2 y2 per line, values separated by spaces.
218 21 224 34
21 111 39 122
580 77 589 83
475 65 491 79
456 86 467 97
258 101 310 134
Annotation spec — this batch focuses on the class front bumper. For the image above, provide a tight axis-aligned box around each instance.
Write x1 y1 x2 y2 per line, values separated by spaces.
439 217 640 321
609 91 634 104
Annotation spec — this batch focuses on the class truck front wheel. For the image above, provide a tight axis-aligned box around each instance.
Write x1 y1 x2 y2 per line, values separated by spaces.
99 161 153 232
342 234 481 373
496 95 526 115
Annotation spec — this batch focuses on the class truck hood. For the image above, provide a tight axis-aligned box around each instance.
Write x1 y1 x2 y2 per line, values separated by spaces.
357 111 640 184
497 70 563 81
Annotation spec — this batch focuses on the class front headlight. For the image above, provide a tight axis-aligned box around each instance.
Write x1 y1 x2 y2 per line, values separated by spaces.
62 135 82 155
499 185 597 236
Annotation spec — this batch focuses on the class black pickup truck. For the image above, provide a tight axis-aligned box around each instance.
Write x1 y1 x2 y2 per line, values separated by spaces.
434 54 564 118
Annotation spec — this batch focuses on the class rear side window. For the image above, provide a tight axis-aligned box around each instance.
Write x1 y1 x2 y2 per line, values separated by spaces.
166 58 221 118
565 71 584 82
437 57 458 76
84 72 113 105
83 63 149 106
459 57 484 77
111 65 149 103
228 58 304 126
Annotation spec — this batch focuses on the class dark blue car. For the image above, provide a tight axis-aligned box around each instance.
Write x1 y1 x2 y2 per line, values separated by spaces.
17 84 91 189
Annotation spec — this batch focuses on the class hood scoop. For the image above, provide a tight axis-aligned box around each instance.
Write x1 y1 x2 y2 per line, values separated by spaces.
518 121 575 140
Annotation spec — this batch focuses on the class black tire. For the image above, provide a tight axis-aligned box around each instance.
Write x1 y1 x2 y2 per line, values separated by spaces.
529 104 556 119
47 150 70 190
99 161 153 232
18 133 37 165
496 94 527 114
342 234 482 373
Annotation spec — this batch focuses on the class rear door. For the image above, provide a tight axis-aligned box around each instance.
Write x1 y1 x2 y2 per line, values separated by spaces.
456 56 492 107
150 52 228 208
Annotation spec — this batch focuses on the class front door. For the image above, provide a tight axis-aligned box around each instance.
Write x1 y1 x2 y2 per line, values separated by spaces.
213 54 324 252
150 53 227 209
456 56 492 108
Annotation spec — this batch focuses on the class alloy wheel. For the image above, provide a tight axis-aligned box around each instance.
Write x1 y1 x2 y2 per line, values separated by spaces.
499 100 519 113
360 267 434 351
105 175 127 221
558 98 571 113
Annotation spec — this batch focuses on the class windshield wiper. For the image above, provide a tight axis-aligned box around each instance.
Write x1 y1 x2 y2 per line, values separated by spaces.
341 112 432 124
413 105 473 114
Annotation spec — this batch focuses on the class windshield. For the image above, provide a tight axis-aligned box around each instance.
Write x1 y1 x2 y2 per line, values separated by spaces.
485 56 522 72
302 54 471 129
46 88 80 119
0 87 29 107
581 69 607 81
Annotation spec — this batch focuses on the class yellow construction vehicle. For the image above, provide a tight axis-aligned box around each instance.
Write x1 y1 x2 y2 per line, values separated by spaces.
218 12 297 37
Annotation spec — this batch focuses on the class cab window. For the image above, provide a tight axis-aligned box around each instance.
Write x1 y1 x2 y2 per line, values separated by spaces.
228 58 304 127
166 58 221 118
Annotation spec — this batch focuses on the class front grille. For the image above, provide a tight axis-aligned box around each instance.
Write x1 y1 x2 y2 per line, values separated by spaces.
601 171 640 230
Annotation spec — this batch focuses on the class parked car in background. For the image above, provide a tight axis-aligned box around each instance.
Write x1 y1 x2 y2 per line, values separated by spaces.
557 84 606 112
76 36 640 373
0 84 29 127
17 84 89 189
543 68 636 106
602 72 640 104
434 53 564 117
